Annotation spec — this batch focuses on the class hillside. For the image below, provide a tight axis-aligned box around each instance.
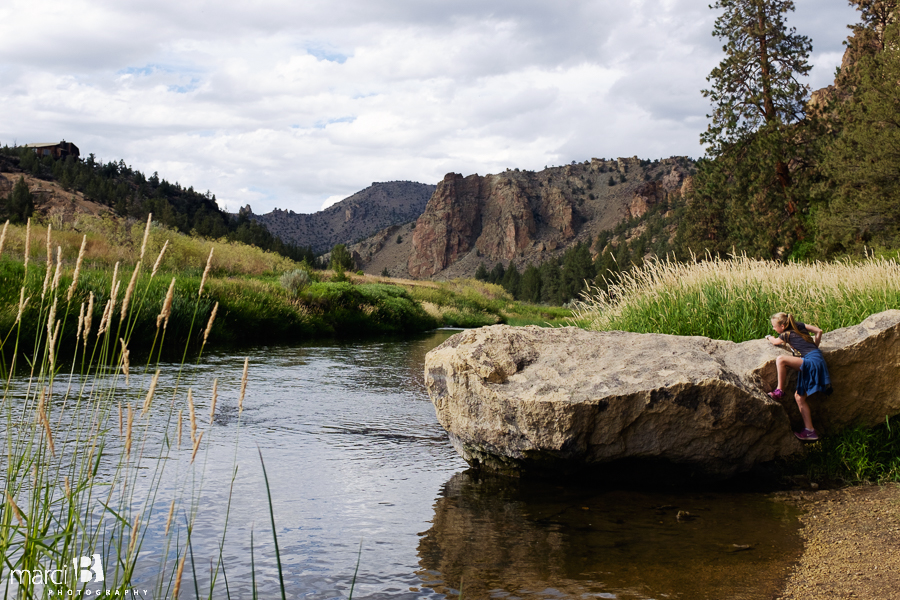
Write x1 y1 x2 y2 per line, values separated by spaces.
243 181 436 254
348 157 694 280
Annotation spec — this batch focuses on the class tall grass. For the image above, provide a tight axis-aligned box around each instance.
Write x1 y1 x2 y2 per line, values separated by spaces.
0 216 277 598
572 252 900 342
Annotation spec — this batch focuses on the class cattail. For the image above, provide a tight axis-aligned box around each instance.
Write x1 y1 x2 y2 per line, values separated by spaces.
83 292 94 347
121 262 141 321
177 409 183 449
173 552 187 598
23 218 31 275
165 499 176 535
151 240 168 277
51 245 62 291
209 379 218 425
15 287 29 324
120 338 130 386
158 278 175 329
190 431 204 464
199 248 214 297
203 302 218 344
76 303 85 346
125 404 134 456
139 213 152 262
4 491 24 526
187 389 197 445
66 235 87 302
142 369 160 416
0 220 8 259
238 357 249 414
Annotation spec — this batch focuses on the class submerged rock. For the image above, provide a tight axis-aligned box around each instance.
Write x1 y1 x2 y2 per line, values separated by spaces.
424 310 900 478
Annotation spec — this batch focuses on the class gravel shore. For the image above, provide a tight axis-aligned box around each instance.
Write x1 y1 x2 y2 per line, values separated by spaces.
777 482 900 600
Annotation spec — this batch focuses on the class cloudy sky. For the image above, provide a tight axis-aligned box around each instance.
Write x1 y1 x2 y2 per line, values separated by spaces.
1 0 859 214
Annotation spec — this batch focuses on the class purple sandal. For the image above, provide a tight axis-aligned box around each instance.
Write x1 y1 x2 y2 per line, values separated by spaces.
768 388 784 399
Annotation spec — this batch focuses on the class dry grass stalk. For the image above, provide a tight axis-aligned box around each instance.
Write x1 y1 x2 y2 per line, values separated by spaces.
64 476 71 499
23 218 31 275
120 338 131 386
38 388 55 456
121 261 141 321
238 357 249 414
118 402 123 437
199 247 214 297
125 404 134 456
139 213 152 262
165 498 176 535
66 234 87 302
49 320 60 372
97 298 112 336
190 431 204 464
173 552 187 598
46 296 58 340
151 239 168 278
177 409 183 449
203 302 219 344
41 251 52 301
142 369 160 416
209 379 218 425
51 245 62 291
129 513 141 556
4 491 24 526
0 219 8 259
83 292 94 347
158 278 176 329
188 389 197 445
76 302 85 347
15 287 29 324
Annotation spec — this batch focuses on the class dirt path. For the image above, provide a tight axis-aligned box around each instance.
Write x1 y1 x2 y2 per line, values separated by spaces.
777 482 900 600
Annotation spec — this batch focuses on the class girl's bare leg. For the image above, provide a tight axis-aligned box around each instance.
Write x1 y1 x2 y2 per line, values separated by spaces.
795 392 815 431
775 355 804 390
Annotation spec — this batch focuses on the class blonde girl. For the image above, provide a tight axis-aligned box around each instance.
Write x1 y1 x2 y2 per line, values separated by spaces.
764 312 831 441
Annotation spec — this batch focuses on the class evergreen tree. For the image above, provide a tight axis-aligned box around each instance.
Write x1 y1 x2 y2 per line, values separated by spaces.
692 0 814 258
519 264 542 303
500 263 521 298
330 243 355 272
561 242 595 301
474 262 489 281
539 261 564 305
817 19 900 252
3 176 34 223
488 262 505 285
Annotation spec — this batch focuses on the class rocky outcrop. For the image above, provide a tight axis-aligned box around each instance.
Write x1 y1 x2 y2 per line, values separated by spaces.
424 311 900 478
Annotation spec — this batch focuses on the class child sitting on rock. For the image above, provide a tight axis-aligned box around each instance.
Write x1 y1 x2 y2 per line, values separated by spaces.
765 312 832 441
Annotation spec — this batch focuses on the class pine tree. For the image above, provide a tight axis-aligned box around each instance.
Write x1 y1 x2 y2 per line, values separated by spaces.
692 0 814 258
817 19 900 252
3 176 34 223
474 262 489 281
519 264 542 303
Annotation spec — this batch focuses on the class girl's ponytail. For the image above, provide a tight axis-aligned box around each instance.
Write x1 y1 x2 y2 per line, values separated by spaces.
786 313 814 344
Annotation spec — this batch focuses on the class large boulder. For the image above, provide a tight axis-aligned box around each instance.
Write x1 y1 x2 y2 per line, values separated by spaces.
424 310 900 478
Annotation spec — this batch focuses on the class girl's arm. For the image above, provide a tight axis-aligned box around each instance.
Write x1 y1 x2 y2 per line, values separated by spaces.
765 335 783 346
806 324 823 347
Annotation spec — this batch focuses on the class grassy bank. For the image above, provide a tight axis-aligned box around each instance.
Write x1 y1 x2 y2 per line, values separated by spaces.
573 254 900 484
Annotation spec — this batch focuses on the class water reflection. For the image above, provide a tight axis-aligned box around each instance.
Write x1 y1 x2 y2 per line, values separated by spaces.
417 471 802 600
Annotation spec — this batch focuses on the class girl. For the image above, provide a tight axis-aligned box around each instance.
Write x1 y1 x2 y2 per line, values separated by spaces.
764 312 831 441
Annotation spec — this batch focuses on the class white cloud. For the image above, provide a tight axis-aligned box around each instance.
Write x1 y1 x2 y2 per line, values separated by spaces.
0 0 859 214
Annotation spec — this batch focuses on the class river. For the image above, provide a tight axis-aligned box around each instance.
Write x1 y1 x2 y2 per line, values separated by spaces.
9 330 804 599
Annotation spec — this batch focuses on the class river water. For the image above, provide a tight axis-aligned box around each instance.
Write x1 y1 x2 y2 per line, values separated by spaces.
18 330 805 599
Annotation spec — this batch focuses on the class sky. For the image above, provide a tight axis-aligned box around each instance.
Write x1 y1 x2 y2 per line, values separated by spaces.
0 0 859 215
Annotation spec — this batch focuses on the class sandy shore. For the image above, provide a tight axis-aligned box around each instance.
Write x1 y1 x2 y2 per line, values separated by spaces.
776 482 900 600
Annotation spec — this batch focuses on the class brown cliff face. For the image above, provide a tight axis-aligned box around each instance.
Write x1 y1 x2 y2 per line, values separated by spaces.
409 171 579 277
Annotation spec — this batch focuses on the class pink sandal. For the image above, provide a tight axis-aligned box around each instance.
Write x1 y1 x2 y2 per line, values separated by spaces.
768 388 784 399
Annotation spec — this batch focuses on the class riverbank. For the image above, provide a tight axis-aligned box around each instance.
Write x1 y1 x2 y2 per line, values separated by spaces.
776 482 900 599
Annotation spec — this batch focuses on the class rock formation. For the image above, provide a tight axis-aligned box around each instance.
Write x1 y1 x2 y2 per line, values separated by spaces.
424 311 900 478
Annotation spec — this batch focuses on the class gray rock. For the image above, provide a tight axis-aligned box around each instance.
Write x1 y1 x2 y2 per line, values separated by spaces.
424 310 900 478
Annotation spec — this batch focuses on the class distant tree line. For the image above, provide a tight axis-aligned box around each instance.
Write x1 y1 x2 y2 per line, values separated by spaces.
0 146 318 264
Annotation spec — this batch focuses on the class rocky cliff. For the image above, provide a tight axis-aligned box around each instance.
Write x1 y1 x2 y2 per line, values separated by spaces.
247 181 435 254
346 157 692 279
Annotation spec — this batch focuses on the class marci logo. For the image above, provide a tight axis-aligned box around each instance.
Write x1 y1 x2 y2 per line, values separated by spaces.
75 554 105 583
